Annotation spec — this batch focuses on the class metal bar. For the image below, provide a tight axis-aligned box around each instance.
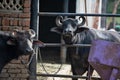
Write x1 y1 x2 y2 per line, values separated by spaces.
101 0 107 29
43 43 91 47
30 0 39 79
63 0 69 13
38 12 120 17
60 0 69 63
37 73 101 79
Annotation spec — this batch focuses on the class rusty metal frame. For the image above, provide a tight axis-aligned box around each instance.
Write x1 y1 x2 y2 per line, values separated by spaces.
37 1 120 80
44 43 91 47
37 73 101 79
37 14 120 80
38 12 120 17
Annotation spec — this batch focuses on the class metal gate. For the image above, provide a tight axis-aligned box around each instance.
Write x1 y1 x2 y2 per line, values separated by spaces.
30 0 120 80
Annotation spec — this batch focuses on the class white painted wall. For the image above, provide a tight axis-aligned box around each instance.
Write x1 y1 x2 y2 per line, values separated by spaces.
76 0 102 29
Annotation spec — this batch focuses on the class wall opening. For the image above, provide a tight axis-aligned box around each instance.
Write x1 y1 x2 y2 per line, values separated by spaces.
39 0 76 63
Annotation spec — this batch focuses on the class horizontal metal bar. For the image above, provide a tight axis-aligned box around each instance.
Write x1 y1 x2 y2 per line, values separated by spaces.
38 12 120 17
44 43 91 47
37 73 101 79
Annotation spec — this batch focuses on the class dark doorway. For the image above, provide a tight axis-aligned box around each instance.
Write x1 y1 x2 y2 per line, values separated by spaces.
39 0 76 63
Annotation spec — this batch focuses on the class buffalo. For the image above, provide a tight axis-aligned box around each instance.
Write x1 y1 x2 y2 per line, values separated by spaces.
51 16 120 80
0 29 44 73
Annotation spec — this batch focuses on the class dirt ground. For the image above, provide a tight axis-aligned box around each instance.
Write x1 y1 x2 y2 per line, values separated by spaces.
37 63 100 80
37 48 100 80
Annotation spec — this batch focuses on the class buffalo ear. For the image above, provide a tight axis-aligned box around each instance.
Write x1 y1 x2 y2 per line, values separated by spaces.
33 40 45 47
7 39 16 45
75 27 89 33
50 27 63 34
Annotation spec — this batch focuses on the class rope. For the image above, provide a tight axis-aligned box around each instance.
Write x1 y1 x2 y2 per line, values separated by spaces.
20 54 35 74
20 47 38 74
38 47 63 75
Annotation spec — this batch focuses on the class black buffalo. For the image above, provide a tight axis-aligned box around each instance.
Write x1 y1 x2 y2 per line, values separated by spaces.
51 16 120 80
0 29 44 73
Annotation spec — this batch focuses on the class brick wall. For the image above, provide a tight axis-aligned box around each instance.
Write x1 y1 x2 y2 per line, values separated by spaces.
0 0 31 80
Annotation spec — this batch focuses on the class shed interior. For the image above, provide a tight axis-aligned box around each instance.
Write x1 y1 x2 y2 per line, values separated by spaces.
39 0 76 63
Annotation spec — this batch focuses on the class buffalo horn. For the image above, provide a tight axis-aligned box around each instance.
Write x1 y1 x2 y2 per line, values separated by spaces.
29 29 36 38
56 16 63 27
77 16 86 26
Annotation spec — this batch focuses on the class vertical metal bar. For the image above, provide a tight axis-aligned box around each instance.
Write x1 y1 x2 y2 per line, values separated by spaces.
30 0 39 79
63 0 69 18
88 65 91 80
101 0 107 29
60 0 69 63
30 0 39 39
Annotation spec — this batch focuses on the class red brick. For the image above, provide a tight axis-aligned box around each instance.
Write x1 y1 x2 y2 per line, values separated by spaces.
4 13 10 17
13 19 18 26
0 73 9 77
16 74 29 78
9 74 16 77
19 13 30 18
13 78 20 80
23 8 30 13
10 19 18 26
22 19 30 27
10 59 21 64
18 55 29 60
10 13 19 18
24 1 30 8
18 20 22 26
20 79 28 80
0 78 7 80
0 13 4 17
7 64 25 69
21 69 28 74
9 26 22 31
8 69 21 73
2 18 10 26
0 0 31 79
22 27 29 30
1 69 7 73
6 64 19 69
1 26 9 31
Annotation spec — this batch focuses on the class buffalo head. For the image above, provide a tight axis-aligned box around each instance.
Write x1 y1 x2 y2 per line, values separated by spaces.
51 16 88 44
0 29 44 55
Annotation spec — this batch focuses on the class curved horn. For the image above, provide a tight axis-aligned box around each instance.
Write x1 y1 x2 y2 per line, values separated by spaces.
77 16 86 26
56 16 63 27
29 29 36 38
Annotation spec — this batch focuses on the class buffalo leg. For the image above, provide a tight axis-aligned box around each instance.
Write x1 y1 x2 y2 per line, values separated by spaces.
87 65 94 80
71 65 78 80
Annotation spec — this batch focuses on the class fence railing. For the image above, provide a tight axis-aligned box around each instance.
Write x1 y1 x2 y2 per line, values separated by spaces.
38 12 120 17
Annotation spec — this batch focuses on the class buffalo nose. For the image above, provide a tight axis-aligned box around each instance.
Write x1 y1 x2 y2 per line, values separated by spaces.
64 30 72 34
67 31 72 33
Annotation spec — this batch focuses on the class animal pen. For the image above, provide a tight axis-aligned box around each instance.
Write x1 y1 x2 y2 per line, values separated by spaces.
33 0 120 80
0 0 120 80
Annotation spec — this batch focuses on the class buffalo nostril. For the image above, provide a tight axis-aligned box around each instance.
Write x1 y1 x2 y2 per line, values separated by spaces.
68 31 72 33
64 30 72 34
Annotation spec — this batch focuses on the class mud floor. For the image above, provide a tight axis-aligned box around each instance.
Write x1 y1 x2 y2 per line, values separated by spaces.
37 63 100 80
